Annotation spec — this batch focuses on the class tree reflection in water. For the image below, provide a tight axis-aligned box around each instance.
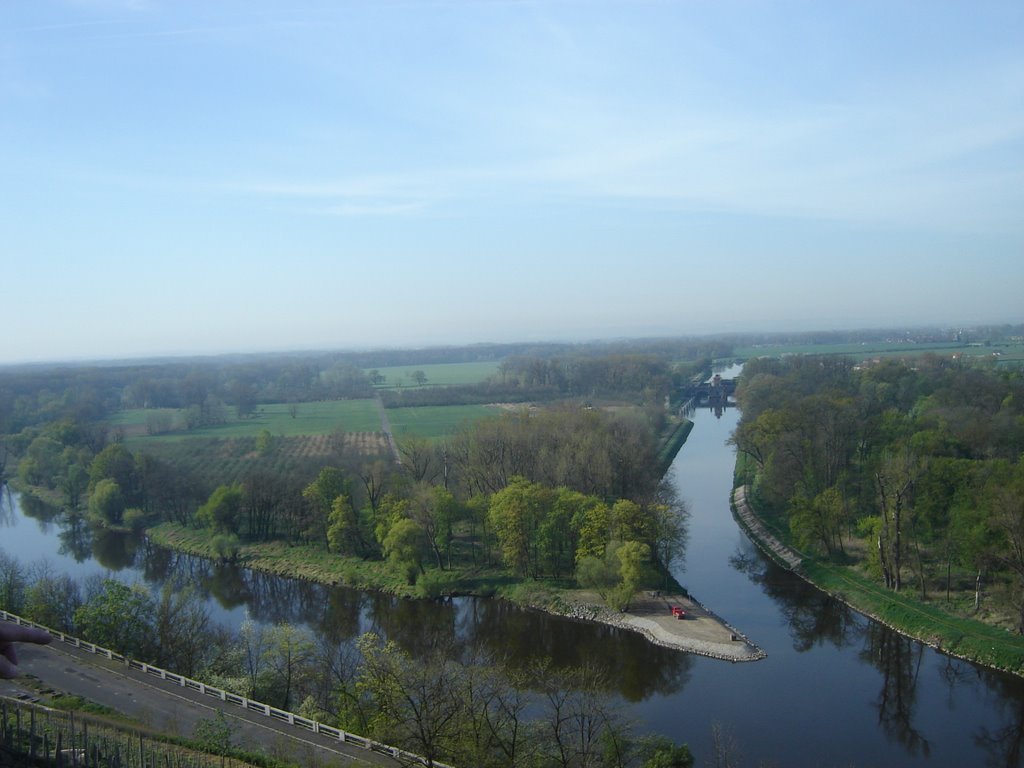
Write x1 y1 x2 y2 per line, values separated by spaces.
732 544 932 758
730 547 858 652
0 484 14 526
205 562 254 611
17 492 60 531
975 667 1024 768
134 539 694 702
860 622 930 758
90 527 138 571
57 515 92 563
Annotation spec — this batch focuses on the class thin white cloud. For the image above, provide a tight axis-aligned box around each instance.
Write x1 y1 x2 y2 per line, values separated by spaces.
322 200 429 217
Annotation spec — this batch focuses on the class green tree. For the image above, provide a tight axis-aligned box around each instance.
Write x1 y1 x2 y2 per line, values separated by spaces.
88 478 125 526
193 711 234 756
355 633 463 766
573 497 612 562
196 484 243 535
0 551 27 615
263 623 314 711
60 463 90 511
453 658 532 767
613 540 650 612
610 499 652 544
537 488 585 577
411 485 462 569
789 486 847 557
874 449 921 592
372 493 412 549
240 615 268 699
302 466 350 545
256 428 275 455
646 502 688 588
327 494 363 556
23 571 81 632
383 517 427 584
634 736 695 768
18 436 64 489
489 477 551 577
89 443 139 504
73 580 155 659
152 584 212 677
576 554 619 600
989 459 1024 632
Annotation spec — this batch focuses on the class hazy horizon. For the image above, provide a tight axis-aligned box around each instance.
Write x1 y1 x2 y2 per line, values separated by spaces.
3 1 1021 365
2 320 1017 370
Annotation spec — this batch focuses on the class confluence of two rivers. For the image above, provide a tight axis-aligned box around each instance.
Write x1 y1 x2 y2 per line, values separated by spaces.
3 390 1024 766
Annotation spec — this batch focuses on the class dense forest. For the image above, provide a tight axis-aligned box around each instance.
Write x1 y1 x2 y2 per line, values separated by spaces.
731 355 1024 630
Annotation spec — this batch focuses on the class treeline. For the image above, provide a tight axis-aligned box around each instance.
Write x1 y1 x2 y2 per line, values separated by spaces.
10 400 682 606
382 354 711 424
0 358 374 436
182 407 683 605
732 355 1024 629
0 560 693 768
12 430 213 526
726 323 1024 349
0 337 729 436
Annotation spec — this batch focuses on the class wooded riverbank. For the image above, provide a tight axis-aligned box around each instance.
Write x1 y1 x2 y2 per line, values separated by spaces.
145 522 762 662
730 484 1024 677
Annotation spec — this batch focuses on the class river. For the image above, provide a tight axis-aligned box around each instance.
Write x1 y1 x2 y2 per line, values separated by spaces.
3 382 1024 766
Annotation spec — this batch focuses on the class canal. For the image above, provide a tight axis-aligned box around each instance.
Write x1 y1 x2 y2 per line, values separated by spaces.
3 381 1024 766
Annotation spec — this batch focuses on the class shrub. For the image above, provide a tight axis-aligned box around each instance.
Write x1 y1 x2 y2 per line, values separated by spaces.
414 569 453 599
123 508 146 533
211 534 241 563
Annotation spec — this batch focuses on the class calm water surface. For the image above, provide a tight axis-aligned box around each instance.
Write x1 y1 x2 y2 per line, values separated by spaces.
3 376 1024 766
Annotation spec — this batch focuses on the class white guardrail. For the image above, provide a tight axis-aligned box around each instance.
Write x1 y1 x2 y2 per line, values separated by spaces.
1 610 453 768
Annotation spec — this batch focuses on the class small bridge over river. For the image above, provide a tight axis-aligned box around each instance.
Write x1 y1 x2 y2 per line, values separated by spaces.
677 374 737 412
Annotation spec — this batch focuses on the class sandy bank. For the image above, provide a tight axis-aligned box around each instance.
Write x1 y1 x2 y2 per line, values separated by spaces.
531 590 766 663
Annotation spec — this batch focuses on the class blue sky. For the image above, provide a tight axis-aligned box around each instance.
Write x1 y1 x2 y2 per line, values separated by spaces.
2 0 1022 363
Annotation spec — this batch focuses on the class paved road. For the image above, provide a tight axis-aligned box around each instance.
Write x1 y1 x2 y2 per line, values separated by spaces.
1 632 402 767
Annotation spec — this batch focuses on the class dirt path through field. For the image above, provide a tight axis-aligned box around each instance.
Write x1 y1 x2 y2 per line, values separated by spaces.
374 394 401 465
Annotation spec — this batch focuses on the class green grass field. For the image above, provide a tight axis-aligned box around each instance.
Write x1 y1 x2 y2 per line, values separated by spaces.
387 404 499 440
734 340 1024 364
117 400 382 445
111 399 500 450
368 361 501 388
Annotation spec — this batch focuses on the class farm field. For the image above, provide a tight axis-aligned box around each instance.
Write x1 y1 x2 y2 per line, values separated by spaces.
135 432 390 488
734 340 1024 364
368 361 501 388
386 404 500 440
114 400 382 445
